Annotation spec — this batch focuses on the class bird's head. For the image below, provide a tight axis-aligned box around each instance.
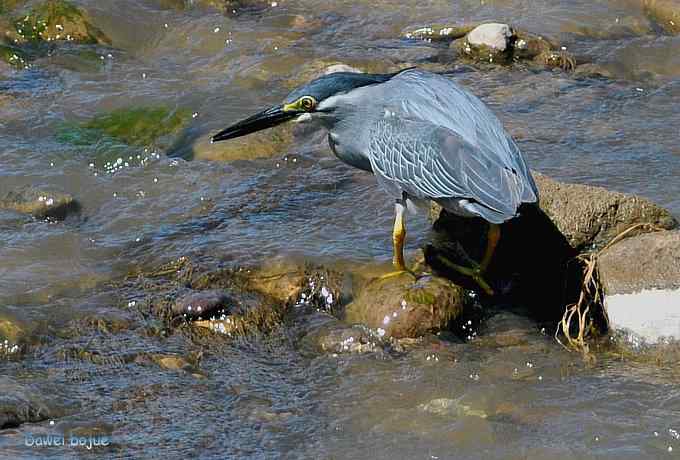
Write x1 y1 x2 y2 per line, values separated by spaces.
211 71 397 142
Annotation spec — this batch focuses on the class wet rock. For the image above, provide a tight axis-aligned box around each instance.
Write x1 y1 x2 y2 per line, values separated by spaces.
572 63 615 79
193 124 294 162
599 231 680 343
243 259 344 311
0 42 28 68
454 23 514 64
10 0 110 45
0 186 81 220
599 230 680 295
313 322 382 354
467 23 513 52
472 312 537 348
0 377 61 429
532 173 677 251
512 31 576 71
644 0 680 35
344 274 466 339
142 353 206 377
0 312 26 345
172 289 233 320
403 24 474 42
190 301 283 337
419 397 488 418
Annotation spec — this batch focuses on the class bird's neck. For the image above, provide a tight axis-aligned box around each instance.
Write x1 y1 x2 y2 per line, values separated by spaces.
327 128 373 173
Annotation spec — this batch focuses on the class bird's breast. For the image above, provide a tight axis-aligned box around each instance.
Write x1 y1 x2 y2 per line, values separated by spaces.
327 132 373 173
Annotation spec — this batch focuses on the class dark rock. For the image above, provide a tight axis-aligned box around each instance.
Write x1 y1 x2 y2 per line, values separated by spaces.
172 289 232 320
344 273 466 339
0 377 61 429
644 0 680 35
0 186 81 220
599 230 680 295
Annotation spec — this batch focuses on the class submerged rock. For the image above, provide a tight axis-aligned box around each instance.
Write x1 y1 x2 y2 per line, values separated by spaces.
0 377 62 429
644 0 680 35
419 397 488 419
0 42 28 68
0 186 81 220
9 0 110 45
344 273 466 339
58 106 192 148
193 124 294 162
139 353 206 378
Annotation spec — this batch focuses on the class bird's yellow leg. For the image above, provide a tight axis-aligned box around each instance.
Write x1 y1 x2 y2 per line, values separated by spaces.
434 224 501 296
435 256 494 295
480 223 501 272
379 202 417 281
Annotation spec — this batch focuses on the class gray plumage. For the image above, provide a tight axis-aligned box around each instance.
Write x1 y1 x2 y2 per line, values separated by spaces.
318 69 538 223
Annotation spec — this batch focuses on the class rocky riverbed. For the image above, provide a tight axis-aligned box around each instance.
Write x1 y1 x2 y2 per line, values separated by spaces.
2 0 680 458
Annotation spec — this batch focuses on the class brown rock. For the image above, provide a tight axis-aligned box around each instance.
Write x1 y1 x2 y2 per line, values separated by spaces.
193 124 294 163
344 274 466 339
0 186 81 220
644 0 680 35
0 313 26 344
599 230 680 295
532 172 677 250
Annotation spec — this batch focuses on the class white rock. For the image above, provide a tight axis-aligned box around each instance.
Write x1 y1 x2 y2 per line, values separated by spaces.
466 23 513 51
606 288 680 343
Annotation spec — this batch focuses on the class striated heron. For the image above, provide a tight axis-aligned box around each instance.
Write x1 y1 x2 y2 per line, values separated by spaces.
212 68 538 294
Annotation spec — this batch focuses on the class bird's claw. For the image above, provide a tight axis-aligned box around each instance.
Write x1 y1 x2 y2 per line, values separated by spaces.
377 267 419 282
435 255 495 296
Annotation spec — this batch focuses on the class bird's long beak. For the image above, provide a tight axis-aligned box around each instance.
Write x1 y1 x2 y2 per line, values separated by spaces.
211 105 296 142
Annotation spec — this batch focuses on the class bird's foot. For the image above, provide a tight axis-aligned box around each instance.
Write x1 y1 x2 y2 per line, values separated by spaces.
377 267 419 282
434 255 494 296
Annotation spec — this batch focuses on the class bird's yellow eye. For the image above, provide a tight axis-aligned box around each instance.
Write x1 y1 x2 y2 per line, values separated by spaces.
299 96 316 111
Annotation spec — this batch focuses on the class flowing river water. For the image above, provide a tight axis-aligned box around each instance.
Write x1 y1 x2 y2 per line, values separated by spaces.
1 0 680 458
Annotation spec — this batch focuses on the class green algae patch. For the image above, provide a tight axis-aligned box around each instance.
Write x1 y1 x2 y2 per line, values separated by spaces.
0 42 27 68
12 0 110 45
57 106 192 147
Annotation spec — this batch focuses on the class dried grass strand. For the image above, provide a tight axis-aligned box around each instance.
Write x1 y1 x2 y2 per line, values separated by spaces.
555 223 667 354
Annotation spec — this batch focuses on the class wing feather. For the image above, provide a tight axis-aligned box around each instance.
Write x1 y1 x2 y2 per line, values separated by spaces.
368 116 530 222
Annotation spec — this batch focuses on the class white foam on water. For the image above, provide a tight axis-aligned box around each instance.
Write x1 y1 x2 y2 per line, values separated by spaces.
606 288 680 343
